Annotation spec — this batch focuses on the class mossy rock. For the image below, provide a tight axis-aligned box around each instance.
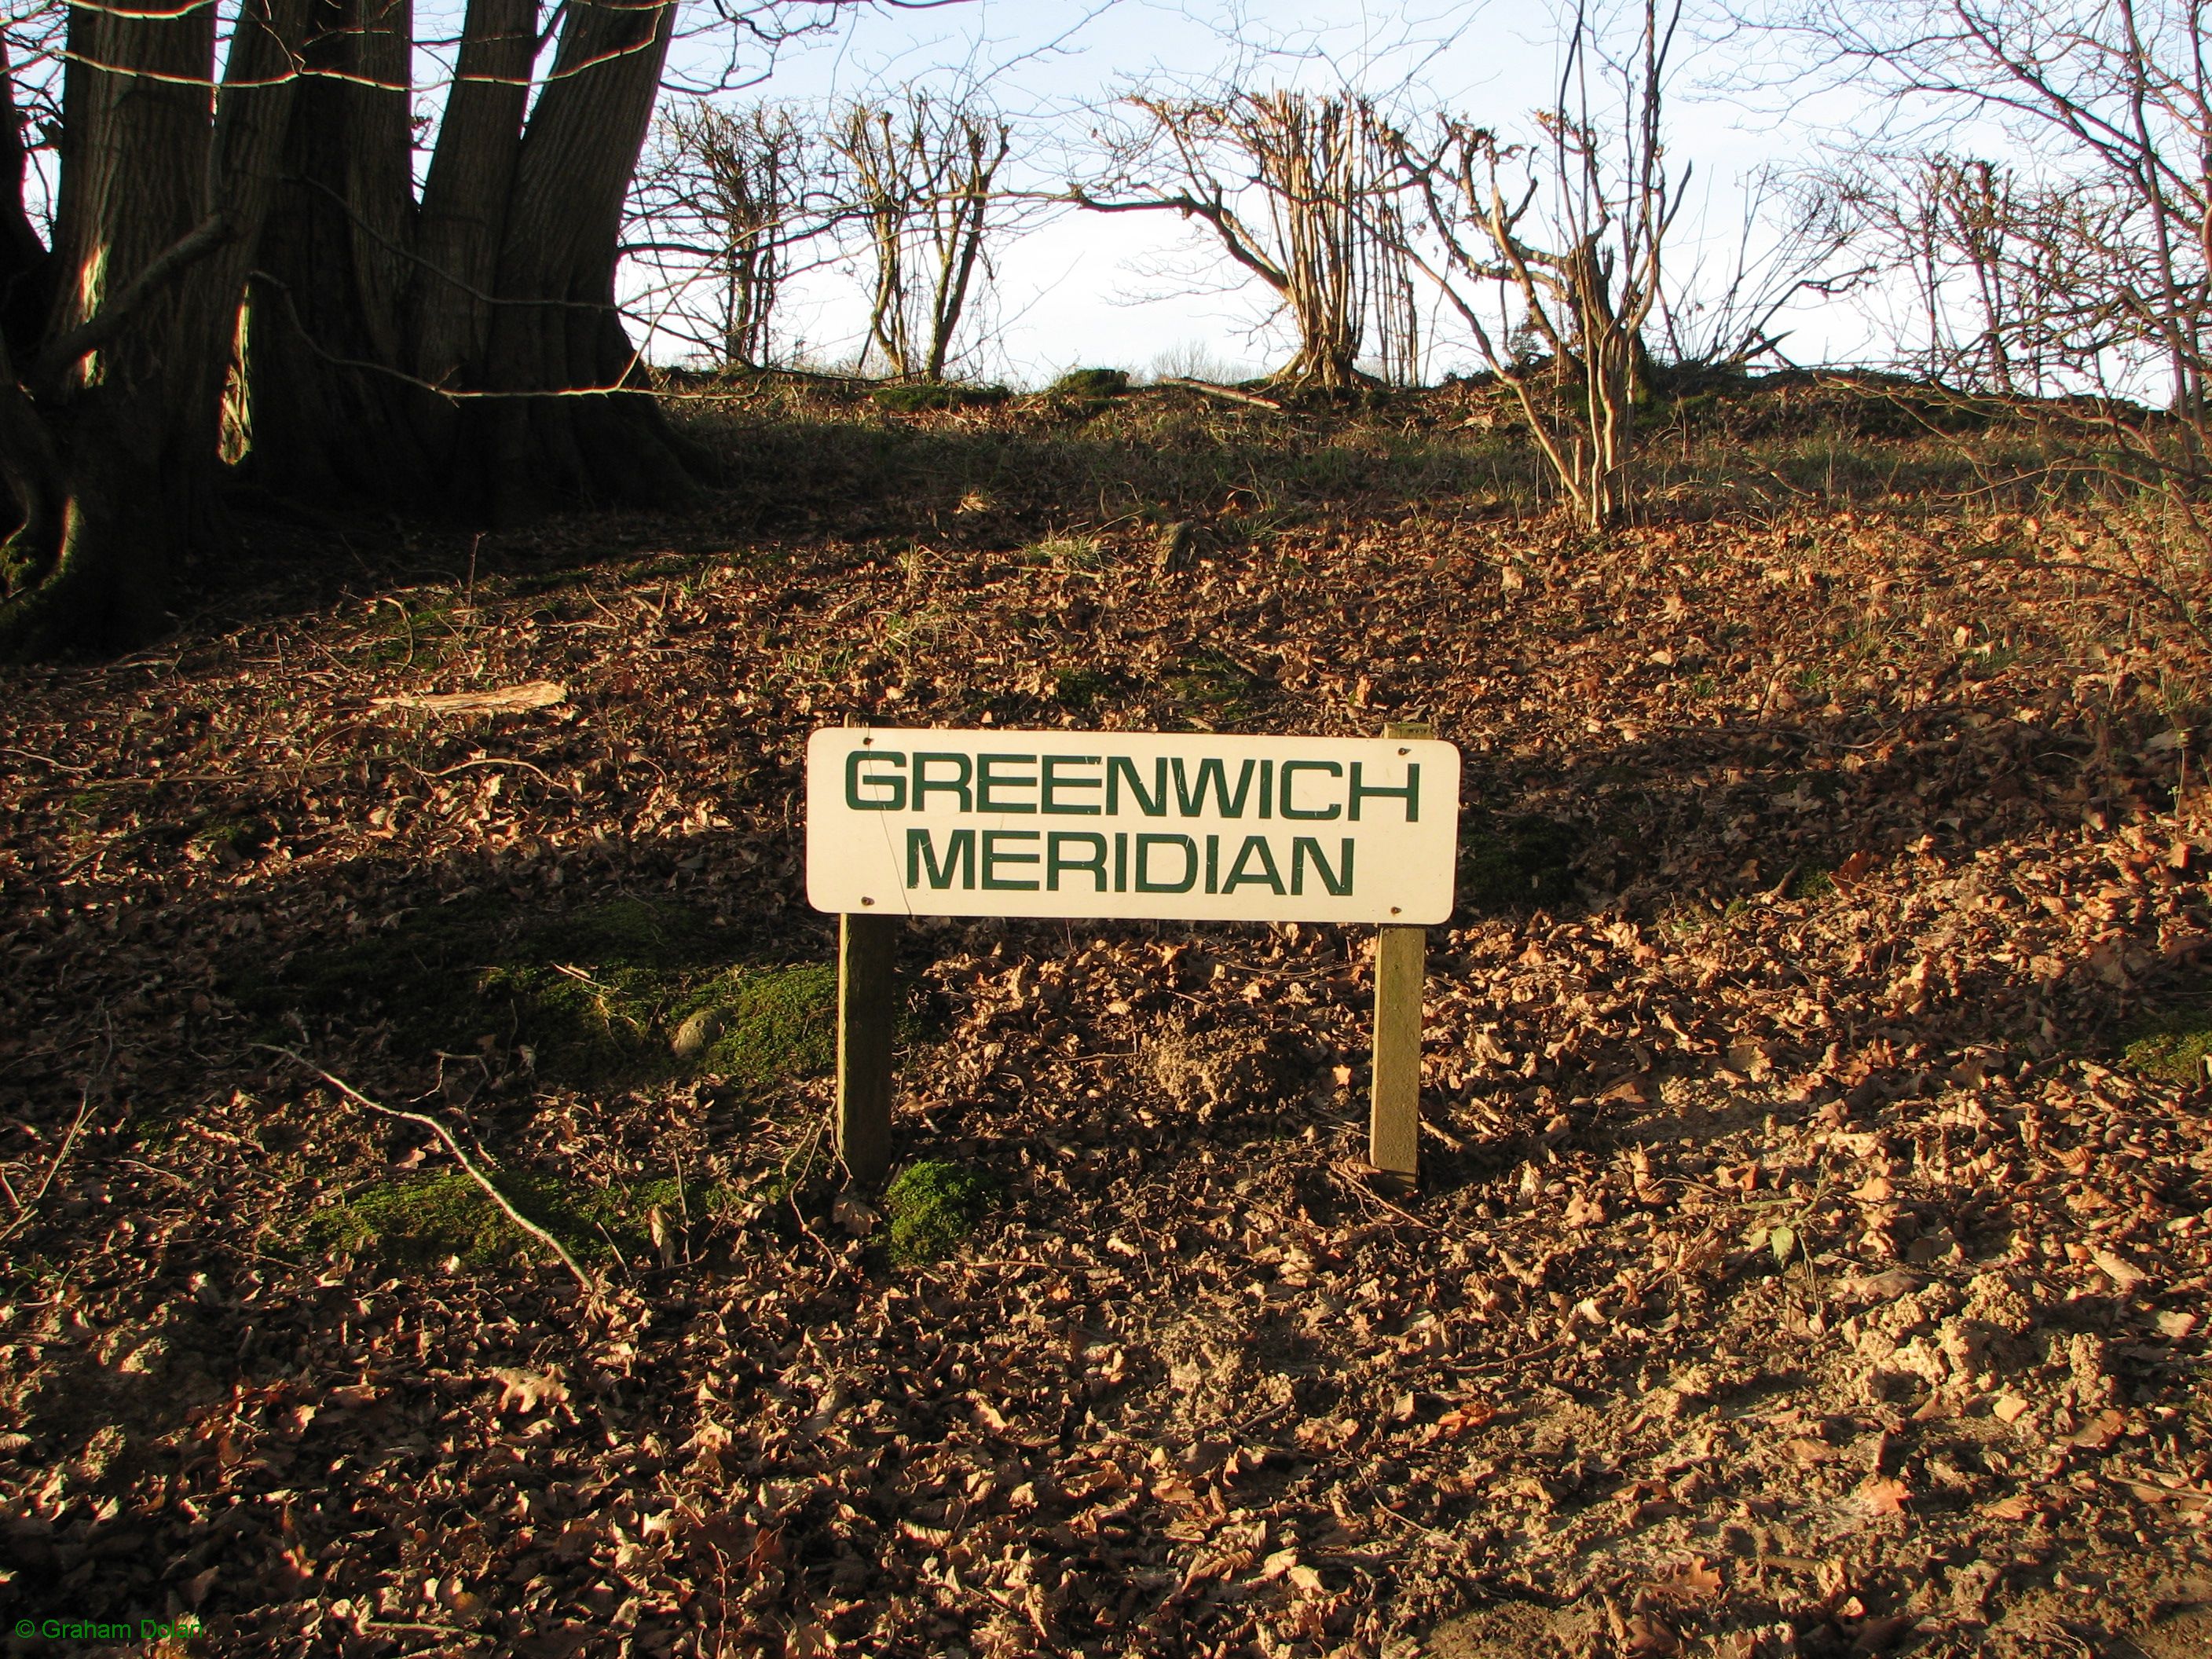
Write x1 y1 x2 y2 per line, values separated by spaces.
232 895 833 1090
1459 814 1580 911
302 1169 738 1268
680 964 838 1082
1788 865 1837 902
1048 368 1130 397
883 1159 996 1265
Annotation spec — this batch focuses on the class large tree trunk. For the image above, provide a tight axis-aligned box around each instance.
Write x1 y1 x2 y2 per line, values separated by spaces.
247 0 704 522
0 0 310 657
0 42 52 363
0 0 717 661
0 0 214 655
466 0 704 522
246 0 437 502
411 0 534 397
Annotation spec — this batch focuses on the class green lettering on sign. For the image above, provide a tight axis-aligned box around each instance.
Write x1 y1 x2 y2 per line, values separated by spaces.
1172 756 1258 819
913 753 973 811
1134 833 1197 892
1221 834 1286 894
1291 837 1354 895
982 830 1041 889
1347 761 1419 822
1041 754 1103 814
976 753 1038 812
846 749 906 811
1106 755 1168 816
1046 831 1108 890
1280 760 1342 819
906 827 976 889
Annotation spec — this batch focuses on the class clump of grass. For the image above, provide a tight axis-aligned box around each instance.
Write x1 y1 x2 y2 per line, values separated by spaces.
1459 814 1580 911
883 1160 996 1265
1166 647 1269 724
870 382 1011 415
363 599 461 668
1022 534 1104 570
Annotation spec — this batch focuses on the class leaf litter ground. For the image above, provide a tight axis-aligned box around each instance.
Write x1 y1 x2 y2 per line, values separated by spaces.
2 385 2212 1658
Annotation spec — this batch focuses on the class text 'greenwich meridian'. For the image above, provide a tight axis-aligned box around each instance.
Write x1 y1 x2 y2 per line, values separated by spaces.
806 727 1459 925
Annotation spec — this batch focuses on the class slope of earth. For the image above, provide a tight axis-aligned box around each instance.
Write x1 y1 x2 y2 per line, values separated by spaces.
1 383 2209 1659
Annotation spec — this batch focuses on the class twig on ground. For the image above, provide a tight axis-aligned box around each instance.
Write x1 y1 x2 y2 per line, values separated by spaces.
1328 1159 1441 1232
0 1089 92 1245
261 1045 597 1295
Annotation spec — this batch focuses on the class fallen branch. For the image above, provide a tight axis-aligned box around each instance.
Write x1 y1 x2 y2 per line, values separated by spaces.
262 1046 596 1295
1156 376 1284 412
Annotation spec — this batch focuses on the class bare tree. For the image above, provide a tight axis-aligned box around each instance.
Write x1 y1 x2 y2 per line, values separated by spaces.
1654 167 1870 372
1074 88 1419 390
632 104 816 371
824 90 1010 381
1749 0 2212 449
1386 0 1685 529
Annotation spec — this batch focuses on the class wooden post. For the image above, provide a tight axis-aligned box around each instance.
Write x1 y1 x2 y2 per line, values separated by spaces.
837 911 899 1183
1368 720 1432 1189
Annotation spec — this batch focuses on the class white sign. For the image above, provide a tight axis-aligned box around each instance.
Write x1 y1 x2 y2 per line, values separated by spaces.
806 727 1460 925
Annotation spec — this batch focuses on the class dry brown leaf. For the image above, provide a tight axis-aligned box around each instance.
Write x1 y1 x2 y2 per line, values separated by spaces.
2092 1248 2150 1292
1661 1556 1724 1600
1855 1477 1910 1516
491 1368 569 1414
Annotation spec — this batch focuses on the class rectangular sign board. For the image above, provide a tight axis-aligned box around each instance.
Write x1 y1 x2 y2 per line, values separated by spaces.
806 727 1459 925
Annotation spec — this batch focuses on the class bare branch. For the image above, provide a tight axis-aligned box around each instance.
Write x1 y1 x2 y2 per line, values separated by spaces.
262 1046 599 1295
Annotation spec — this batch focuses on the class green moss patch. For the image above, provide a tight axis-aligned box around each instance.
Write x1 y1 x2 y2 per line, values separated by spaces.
302 1169 737 1268
1055 667 1114 709
1788 865 1837 902
233 895 833 1090
2122 982 2212 1086
883 1159 996 1265
683 964 838 1083
1459 814 1580 911
1049 368 1130 398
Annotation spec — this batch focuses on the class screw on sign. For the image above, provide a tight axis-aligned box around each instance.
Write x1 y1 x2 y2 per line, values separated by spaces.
805 723 1459 1187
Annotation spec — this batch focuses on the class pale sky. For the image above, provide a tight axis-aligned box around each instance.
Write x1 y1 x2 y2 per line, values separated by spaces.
632 0 1893 384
